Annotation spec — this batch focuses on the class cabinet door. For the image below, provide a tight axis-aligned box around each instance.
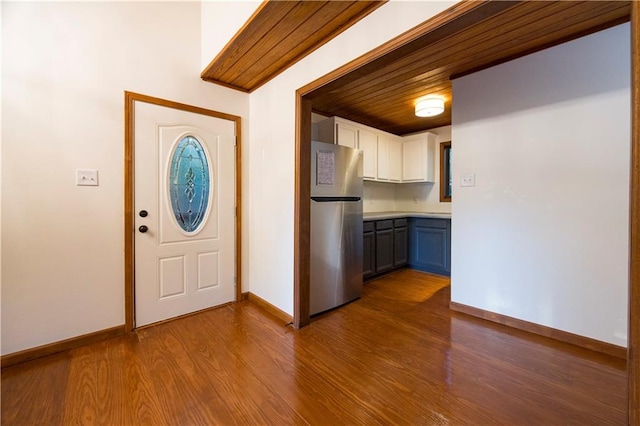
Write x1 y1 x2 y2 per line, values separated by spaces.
389 138 402 182
358 129 378 180
408 219 451 276
336 122 358 149
402 135 435 182
393 226 408 267
375 229 393 273
415 227 447 270
378 136 402 182
363 230 375 278
377 137 390 181
402 137 425 181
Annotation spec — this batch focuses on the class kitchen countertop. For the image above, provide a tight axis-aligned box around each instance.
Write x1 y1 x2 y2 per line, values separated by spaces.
363 211 451 220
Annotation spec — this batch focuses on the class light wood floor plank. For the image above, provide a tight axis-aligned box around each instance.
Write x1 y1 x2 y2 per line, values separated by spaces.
1 269 627 425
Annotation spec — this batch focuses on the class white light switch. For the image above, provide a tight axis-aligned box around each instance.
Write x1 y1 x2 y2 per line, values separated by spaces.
461 173 475 187
76 169 99 186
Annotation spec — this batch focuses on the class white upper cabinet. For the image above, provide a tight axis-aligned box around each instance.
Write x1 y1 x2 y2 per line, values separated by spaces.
378 135 402 182
317 117 358 148
389 138 402 181
317 117 377 181
358 128 378 180
317 116 436 184
402 133 436 182
336 122 358 149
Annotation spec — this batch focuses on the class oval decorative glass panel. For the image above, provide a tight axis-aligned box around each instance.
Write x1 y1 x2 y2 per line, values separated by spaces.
168 135 211 233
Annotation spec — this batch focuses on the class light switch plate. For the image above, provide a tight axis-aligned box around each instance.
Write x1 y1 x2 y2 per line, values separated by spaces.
76 169 99 186
461 173 475 187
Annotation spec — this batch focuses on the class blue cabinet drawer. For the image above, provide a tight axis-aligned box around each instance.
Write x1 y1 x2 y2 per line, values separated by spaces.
375 220 393 231
413 218 448 229
394 218 407 228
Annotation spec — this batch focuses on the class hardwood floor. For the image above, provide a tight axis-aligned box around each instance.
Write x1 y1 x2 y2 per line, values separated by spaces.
2 269 627 425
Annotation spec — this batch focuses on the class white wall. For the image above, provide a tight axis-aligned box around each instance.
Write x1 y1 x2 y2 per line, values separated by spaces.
0 2 3 356
451 24 630 346
1 1 250 355
247 1 456 314
363 182 396 212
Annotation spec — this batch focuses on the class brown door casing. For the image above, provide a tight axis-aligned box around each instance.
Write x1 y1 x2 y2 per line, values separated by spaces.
124 91 243 332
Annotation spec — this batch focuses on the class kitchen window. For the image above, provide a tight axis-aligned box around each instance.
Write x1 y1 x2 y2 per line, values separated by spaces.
440 141 452 202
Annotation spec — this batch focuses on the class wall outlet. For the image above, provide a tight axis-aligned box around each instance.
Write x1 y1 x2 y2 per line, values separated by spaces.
461 173 475 187
76 169 99 186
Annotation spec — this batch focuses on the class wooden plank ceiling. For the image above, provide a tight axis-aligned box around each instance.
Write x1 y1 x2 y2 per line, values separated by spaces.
203 0 630 136
308 0 631 135
201 0 386 92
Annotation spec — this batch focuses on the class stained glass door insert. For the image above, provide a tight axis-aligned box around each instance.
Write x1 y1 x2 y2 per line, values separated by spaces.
168 135 211 233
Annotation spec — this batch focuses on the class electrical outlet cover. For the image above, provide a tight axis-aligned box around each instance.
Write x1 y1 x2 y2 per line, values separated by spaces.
461 173 475 187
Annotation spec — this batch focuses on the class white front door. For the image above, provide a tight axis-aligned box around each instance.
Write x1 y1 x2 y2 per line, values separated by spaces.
134 101 236 327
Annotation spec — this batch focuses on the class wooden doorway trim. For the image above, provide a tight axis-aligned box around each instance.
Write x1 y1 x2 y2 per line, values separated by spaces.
293 94 312 328
629 1 639 422
292 0 482 330
124 91 242 332
294 6 639 424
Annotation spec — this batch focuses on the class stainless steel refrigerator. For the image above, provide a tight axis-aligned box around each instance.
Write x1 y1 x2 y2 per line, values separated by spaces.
310 140 363 315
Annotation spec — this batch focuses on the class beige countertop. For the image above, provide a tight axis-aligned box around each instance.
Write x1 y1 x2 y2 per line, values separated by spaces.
363 211 451 221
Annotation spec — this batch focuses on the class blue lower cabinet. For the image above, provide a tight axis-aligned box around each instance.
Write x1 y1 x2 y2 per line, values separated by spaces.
375 228 394 273
364 216 451 279
393 225 408 267
363 231 375 279
408 218 451 276
363 218 409 280
363 221 375 279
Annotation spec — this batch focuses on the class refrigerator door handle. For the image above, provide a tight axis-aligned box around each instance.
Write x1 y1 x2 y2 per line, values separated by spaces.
311 196 361 202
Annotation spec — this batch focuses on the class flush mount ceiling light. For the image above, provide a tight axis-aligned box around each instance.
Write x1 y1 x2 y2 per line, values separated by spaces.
415 97 445 117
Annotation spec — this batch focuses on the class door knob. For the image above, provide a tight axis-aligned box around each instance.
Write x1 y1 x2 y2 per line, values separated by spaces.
139 225 148 233
139 210 148 217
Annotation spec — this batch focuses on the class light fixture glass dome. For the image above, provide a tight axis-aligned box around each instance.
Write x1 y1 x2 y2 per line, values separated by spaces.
415 97 445 117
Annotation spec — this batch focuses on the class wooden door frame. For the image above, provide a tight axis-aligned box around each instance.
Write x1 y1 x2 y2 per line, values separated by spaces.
294 6 639 423
124 91 242 332
629 2 639 422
